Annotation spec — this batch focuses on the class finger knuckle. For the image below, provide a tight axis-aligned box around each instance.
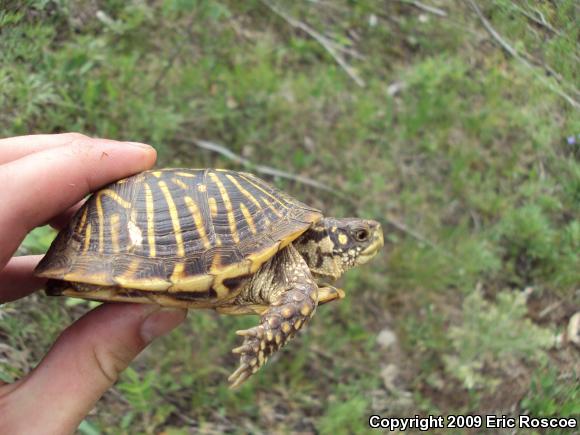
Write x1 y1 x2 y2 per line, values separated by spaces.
92 345 132 385
64 134 97 160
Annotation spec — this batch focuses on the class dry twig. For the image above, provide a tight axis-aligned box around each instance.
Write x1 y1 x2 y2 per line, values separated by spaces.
187 138 337 194
508 2 560 35
395 0 448 17
260 0 366 87
182 137 452 256
466 0 579 110
538 301 563 319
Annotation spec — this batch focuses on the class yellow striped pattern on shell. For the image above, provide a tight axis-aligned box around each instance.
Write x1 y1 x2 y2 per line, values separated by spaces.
35 169 322 298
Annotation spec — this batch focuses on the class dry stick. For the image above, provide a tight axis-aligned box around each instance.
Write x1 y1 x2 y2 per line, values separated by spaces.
395 0 448 17
466 0 579 110
521 52 580 99
260 0 366 87
527 3 580 64
505 4 580 83
508 2 560 35
383 214 451 255
189 139 337 194
184 138 450 256
538 301 563 319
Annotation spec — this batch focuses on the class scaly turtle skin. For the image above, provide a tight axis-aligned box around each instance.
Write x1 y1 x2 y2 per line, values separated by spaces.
35 168 384 387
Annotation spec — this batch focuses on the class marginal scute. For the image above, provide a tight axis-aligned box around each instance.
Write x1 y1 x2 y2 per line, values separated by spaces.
279 227 314 249
248 241 281 273
64 271 114 286
62 288 152 304
115 277 171 291
211 258 253 298
170 274 214 292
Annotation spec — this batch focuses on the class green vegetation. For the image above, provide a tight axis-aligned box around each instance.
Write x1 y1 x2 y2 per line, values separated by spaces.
444 290 554 390
1 0 578 433
522 367 580 418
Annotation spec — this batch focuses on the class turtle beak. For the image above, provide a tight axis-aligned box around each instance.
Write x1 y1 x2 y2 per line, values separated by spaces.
358 221 384 264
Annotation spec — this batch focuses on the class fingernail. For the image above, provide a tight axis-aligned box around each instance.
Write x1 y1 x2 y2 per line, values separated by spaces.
124 141 155 150
140 308 187 343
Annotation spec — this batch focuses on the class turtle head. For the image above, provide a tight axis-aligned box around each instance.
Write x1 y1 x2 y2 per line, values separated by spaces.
295 217 384 281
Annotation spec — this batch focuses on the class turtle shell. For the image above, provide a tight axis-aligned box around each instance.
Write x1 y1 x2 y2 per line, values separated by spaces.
35 169 322 299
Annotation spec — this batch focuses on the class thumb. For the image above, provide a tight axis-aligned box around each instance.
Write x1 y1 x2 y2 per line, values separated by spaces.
0 303 187 435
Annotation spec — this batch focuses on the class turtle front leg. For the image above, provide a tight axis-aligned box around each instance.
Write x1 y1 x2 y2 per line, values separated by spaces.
228 265 318 388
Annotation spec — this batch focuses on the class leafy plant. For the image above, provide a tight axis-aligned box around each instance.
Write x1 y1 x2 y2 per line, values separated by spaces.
444 290 554 390
317 388 371 435
521 367 580 417
116 367 174 433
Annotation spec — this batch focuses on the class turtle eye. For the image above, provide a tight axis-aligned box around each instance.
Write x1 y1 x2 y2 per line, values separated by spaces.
354 229 369 242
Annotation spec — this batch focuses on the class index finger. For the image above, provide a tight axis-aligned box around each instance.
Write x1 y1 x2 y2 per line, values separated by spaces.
0 134 157 268
0 133 85 164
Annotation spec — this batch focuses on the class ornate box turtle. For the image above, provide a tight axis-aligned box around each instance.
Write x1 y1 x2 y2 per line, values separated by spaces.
35 169 384 387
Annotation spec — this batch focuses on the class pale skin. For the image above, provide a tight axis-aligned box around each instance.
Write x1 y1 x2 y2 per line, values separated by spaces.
0 133 187 435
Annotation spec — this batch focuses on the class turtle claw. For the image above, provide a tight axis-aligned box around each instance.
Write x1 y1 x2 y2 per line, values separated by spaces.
229 282 318 388
228 363 251 389
232 344 253 354
235 326 262 338
317 285 345 305
229 325 267 388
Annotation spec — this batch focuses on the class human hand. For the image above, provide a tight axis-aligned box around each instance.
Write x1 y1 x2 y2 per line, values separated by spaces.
0 134 187 434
